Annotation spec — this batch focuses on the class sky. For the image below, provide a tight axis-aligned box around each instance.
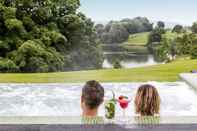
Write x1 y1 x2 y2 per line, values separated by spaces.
79 0 197 25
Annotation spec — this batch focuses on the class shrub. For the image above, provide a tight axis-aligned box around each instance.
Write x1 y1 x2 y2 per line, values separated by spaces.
113 59 122 69
5 18 23 30
191 44 197 59
0 58 18 72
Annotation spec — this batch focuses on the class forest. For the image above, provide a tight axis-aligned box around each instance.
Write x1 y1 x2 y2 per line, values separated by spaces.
0 0 103 72
95 17 153 44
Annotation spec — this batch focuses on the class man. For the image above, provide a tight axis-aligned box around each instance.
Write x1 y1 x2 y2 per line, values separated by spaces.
81 80 104 117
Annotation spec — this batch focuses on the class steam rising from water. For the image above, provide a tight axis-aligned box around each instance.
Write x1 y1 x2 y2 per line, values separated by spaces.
0 82 196 116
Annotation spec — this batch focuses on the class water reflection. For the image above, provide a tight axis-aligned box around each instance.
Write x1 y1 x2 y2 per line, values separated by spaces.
103 53 159 68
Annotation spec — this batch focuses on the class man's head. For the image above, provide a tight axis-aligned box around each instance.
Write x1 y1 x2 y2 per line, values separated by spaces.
81 80 104 112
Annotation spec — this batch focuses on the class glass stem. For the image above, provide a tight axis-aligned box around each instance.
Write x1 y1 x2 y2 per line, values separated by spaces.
123 109 126 117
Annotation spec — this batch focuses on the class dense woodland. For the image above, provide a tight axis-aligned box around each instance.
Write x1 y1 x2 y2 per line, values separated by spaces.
0 0 103 72
95 17 153 44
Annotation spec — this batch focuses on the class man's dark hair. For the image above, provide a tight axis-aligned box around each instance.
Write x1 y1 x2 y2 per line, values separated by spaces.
82 80 104 109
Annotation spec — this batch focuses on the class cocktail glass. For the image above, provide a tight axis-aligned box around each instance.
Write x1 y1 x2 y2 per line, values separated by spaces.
105 91 116 120
118 96 131 117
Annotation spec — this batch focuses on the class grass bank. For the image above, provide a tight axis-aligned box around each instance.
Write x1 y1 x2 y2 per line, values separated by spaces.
122 32 149 54
0 59 196 83
123 32 149 46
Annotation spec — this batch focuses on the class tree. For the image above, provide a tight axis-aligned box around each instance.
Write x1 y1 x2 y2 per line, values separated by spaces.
95 24 104 39
97 17 153 44
0 0 103 72
175 34 194 55
100 22 129 44
121 17 153 33
147 24 166 54
191 44 197 59
113 59 122 69
157 21 165 28
154 37 171 61
191 22 197 33
172 24 183 33
148 27 165 44
0 58 18 72
12 40 65 72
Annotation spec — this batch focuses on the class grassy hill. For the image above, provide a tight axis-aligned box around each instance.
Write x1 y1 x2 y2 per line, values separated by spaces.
123 32 150 46
0 58 196 83
122 32 150 54
123 31 183 46
121 31 185 54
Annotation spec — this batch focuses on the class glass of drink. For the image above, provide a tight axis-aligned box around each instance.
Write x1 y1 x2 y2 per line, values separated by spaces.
105 100 116 119
105 91 116 119
118 96 130 117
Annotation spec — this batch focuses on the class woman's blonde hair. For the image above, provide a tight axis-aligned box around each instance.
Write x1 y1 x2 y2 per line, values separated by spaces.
134 84 160 116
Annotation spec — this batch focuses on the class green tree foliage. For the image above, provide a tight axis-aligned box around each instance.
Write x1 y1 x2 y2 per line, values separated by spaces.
101 22 129 44
155 33 197 61
96 17 153 44
172 24 183 33
5 18 23 30
113 59 122 69
147 26 166 52
175 34 197 55
0 0 103 72
95 24 104 39
157 21 165 28
148 27 164 43
147 21 166 45
0 57 18 72
121 17 153 33
154 37 175 62
148 21 197 61
191 22 197 33
13 40 65 72
190 44 197 59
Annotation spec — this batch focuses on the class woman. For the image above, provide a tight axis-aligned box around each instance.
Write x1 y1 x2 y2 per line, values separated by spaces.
134 84 160 116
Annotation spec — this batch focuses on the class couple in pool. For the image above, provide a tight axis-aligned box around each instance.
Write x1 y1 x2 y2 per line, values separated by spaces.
81 80 160 117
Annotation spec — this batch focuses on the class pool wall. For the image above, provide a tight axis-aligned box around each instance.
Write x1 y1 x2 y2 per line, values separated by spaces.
0 117 197 131
1 124 197 131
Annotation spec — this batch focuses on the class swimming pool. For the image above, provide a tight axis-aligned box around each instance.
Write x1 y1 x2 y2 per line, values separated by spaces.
0 82 196 116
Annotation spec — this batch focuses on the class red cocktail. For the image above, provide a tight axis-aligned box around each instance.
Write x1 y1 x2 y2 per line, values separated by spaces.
118 96 130 117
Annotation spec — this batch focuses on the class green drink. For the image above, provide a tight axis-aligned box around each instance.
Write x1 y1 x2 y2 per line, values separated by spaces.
105 91 116 119
105 100 116 119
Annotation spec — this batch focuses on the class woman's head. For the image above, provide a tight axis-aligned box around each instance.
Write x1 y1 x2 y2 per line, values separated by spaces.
134 84 160 116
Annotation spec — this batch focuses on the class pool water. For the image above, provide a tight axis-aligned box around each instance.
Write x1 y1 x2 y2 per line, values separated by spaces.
0 82 196 116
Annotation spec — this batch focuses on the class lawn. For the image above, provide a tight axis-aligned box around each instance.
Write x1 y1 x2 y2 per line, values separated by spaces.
122 31 185 54
123 31 183 47
0 59 196 83
123 32 150 46
122 32 150 54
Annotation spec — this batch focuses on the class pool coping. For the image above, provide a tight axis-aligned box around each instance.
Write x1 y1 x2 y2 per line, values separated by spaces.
0 116 197 124
179 73 197 90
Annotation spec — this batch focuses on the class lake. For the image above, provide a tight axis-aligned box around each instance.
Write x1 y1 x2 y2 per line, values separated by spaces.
102 53 159 68
102 44 159 68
